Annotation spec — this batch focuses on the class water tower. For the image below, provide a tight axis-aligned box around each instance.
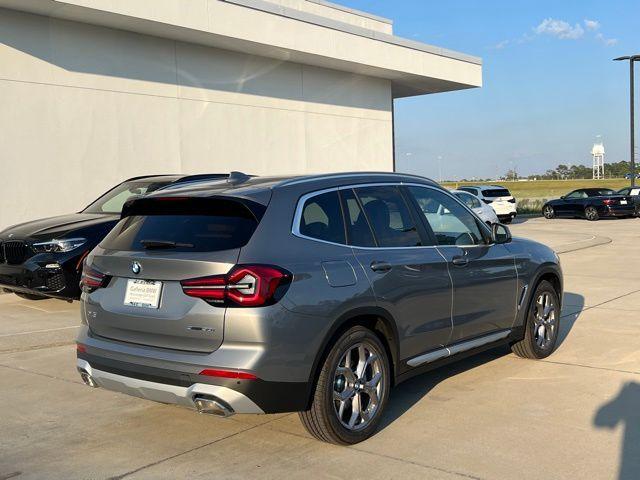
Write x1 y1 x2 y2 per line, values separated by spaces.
592 138 605 179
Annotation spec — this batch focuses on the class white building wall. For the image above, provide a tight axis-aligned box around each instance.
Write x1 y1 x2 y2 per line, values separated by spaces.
0 9 393 229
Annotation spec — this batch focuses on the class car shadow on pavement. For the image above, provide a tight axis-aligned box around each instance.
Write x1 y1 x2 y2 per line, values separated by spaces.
594 382 640 480
557 291 585 348
378 291 585 432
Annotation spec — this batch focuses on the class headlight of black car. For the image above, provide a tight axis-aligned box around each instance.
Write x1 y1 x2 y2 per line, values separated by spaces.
32 238 87 253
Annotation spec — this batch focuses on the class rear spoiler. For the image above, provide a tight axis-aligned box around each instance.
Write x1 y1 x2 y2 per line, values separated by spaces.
121 195 266 223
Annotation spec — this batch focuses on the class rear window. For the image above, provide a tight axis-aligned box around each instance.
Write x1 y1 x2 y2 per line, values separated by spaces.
589 189 616 197
101 198 259 252
482 188 511 198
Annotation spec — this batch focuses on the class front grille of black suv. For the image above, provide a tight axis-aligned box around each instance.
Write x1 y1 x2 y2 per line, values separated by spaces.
3 241 29 265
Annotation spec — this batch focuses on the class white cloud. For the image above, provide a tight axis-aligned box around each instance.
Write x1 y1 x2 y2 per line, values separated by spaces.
535 18 584 39
596 32 618 46
489 18 617 50
584 19 600 31
493 40 510 50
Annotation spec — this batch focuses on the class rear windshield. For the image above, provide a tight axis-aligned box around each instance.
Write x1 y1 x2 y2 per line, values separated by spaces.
483 188 511 198
100 198 259 252
588 189 616 197
83 181 171 214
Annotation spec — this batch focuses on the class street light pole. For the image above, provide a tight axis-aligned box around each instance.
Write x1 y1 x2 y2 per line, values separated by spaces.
614 55 640 187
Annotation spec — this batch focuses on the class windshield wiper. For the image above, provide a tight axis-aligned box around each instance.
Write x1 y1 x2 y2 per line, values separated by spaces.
140 239 194 249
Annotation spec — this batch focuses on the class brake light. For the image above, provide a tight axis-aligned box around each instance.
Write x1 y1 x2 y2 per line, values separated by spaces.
199 368 258 380
80 263 108 292
508 198 516 203
603 199 616 206
482 199 493 204
181 265 291 307
181 275 226 301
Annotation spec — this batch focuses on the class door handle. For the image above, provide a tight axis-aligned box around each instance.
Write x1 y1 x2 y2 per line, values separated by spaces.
370 261 392 273
452 256 469 267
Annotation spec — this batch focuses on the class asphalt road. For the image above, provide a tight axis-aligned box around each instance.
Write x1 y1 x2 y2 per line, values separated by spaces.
1 216 638 480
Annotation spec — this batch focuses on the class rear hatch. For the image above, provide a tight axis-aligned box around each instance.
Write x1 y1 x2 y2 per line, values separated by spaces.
85 196 264 353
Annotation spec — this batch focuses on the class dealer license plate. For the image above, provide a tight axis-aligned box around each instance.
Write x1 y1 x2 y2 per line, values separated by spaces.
124 279 163 309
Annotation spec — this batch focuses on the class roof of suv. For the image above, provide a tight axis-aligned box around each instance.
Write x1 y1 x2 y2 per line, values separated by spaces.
462 185 511 191
144 171 439 201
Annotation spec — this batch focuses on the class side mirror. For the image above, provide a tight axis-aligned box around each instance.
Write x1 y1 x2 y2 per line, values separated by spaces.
560 196 566 200
492 223 512 244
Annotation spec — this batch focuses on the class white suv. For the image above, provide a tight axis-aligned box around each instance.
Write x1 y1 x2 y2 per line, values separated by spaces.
459 185 517 223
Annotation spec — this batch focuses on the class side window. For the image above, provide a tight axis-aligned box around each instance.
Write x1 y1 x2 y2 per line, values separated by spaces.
408 187 485 247
619 188 629 195
566 190 586 199
354 186 422 248
455 192 480 209
460 187 478 196
299 191 346 245
340 189 376 247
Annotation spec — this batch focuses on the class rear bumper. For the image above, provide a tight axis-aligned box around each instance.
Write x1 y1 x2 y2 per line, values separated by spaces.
602 206 636 217
498 212 517 221
75 333 312 414
77 358 264 415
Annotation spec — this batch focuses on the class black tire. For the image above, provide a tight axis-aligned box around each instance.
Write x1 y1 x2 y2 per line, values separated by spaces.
543 205 555 219
585 206 599 221
299 326 391 445
15 292 48 301
511 280 560 359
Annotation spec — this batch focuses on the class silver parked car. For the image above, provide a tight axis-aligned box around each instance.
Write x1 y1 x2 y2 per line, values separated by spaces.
76 172 562 445
451 189 499 225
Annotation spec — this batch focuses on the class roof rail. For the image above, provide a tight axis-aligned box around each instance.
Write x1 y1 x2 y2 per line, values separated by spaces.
276 171 436 188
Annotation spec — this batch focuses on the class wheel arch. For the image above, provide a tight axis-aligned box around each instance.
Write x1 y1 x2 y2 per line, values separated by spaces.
520 265 563 327
303 306 400 410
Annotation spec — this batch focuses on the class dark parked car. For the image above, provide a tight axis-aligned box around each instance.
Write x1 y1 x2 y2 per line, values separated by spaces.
0 174 227 301
542 188 636 221
76 172 562 445
617 186 640 214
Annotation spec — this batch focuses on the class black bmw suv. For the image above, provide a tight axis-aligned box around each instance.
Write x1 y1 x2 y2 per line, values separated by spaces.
0 174 227 301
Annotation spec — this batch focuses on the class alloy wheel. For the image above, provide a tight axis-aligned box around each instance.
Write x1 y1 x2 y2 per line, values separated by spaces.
532 292 557 349
585 207 598 221
332 342 384 431
543 206 554 219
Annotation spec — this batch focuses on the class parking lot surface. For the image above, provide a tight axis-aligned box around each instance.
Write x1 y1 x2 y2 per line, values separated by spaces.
1 217 638 480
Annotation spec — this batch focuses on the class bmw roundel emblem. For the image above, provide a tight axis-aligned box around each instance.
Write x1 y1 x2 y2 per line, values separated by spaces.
131 261 142 275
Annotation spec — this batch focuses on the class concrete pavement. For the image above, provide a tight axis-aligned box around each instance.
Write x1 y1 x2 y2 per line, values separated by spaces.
0 216 638 480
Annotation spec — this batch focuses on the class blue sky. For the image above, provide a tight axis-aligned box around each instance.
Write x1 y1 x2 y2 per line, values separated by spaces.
340 0 639 180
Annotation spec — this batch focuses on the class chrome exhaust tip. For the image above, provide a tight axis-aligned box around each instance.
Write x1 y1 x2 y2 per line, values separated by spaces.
194 395 234 417
78 368 98 388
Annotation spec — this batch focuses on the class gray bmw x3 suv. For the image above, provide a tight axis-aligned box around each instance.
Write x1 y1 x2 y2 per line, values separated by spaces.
76 172 562 444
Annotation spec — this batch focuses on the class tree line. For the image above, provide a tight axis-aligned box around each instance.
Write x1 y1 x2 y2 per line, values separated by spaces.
504 161 634 180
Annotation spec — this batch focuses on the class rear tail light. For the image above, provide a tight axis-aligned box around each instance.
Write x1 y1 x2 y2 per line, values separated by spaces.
181 264 291 307
482 199 493 204
603 199 616 206
80 263 109 292
508 198 516 204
